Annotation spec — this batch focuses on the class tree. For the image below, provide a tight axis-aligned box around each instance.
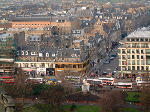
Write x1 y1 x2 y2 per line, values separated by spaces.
99 90 125 112
1 68 33 112
38 85 65 112
140 87 150 112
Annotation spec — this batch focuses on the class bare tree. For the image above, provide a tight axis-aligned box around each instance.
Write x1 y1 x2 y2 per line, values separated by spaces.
2 68 33 112
140 87 150 112
99 90 125 112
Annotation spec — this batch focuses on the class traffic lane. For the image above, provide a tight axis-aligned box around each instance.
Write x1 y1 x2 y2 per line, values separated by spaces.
99 55 119 74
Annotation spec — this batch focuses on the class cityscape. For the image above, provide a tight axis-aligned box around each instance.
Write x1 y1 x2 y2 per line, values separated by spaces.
0 0 150 112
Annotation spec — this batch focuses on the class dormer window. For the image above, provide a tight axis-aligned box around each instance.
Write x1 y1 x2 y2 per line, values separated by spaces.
46 53 49 57
25 51 28 55
31 52 35 55
39 53 43 57
52 53 55 57
21 51 24 55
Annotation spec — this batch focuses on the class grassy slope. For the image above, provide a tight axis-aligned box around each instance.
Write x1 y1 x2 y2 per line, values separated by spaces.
126 92 141 102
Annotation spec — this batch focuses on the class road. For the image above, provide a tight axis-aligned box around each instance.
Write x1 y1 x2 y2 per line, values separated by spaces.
92 47 119 76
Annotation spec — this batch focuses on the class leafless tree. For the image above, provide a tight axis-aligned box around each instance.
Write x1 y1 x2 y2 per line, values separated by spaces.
140 87 150 112
99 90 125 112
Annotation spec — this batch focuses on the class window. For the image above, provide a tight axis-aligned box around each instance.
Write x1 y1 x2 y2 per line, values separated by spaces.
146 49 150 54
145 43 149 48
122 49 126 54
127 38 130 41
137 55 139 59
141 50 144 54
136 49 139 53
122 61 127 65
140 38 144 41
141 56 144 59
127 49 130 53
122 55 126 59
136 38 139 41
145 38 148 41
128 66 131 70
137 60 140 65
132 55 135 59
141 60 144 65
141 66 144 70
141 44 145 48
131 39 135 41
42 63 45 68
137 44 140 48
127 44 131 48
132 60 135 65
128 60 131 65
146 66 149 70
132 66 135 70
132 50 135 54
128 55 130 59
132 43 136 48
73 65 76 68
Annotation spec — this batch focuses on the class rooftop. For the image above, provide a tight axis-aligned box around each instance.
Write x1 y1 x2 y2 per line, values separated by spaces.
127 27 150 38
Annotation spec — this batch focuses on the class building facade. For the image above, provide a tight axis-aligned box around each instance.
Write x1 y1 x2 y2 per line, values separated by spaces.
118 27 150 77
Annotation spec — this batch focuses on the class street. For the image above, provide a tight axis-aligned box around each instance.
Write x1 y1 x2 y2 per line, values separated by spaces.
92 47 119 76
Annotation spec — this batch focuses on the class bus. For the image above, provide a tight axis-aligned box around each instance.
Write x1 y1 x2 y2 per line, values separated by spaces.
114 82 132 89
86 79 103 88
98 77 116 85
0 76 15 84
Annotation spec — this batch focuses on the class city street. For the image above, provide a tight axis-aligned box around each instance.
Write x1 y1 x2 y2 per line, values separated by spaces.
92 47 119 76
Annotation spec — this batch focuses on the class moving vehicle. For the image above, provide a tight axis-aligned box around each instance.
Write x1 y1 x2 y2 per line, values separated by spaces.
0 76 15 84
86 79 103 88
104 60 110 64
99 77 116 85
114 82 132 89
110 57 115 60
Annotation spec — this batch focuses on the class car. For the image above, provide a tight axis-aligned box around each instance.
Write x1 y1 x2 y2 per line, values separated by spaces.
110 57 115 60
104 60 110 64
111 54 116 57
102 72 107 75
113 71 117 73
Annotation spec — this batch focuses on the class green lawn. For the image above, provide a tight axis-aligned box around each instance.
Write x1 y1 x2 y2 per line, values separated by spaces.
23 104 100 112
64 105 100 112
24 104 140 112
126 92 141 102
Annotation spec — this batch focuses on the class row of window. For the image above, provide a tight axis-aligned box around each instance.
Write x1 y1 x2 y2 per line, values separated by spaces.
55 60 89 68
17 63 52 68
120 49 150 54
119 55 144 59
121 66 149 71
127 38 150 42
127 43 149 48
121 60 146 65
14 24 50 27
